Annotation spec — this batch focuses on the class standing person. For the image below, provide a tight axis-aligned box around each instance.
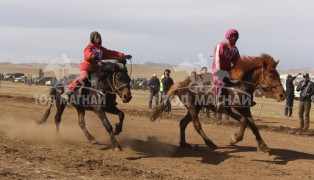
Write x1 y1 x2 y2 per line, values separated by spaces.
161 69 174 112
212 29 241 112
148 74 160 109
199 67 211 118
61 31 132 100
296 73 314 131
285 73 301 117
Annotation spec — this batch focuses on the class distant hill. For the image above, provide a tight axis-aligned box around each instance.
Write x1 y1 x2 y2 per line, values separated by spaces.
2 61 314 81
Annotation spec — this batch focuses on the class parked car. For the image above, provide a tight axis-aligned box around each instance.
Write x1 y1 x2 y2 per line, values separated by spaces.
4 73 25 81
14 76 26 83
37 77 56 86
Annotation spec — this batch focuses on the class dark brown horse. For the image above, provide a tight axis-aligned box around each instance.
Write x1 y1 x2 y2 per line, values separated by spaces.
150 54 285 153
37 61 132 150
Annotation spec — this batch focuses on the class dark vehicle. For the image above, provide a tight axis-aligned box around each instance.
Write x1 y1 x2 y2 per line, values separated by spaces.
37 77 56 86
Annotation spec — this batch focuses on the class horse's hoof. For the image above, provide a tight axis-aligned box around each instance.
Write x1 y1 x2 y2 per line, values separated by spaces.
230 133 238 145
113 130 121 136
210 144 218 150
258 146 270 155
257 142 270 155
205 141 218 150
180 142 193 149
191 144 199 149
113 124 122 135
90 140 98 145
114 146 122 151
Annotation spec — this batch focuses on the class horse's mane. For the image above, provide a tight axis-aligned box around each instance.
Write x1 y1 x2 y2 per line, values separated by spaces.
230 53 278 81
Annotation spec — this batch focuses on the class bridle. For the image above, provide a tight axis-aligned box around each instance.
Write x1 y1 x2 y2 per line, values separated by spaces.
106 71 130 96
242 66 282 92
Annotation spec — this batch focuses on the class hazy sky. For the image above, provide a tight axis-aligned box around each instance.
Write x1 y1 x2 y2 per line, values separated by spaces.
0 0 313 70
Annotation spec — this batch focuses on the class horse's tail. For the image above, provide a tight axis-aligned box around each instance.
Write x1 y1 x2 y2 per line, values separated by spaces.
36 87 56 125
150 81 184 121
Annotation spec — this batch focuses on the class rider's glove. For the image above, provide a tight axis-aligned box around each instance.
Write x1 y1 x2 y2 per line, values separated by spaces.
124 55 132 60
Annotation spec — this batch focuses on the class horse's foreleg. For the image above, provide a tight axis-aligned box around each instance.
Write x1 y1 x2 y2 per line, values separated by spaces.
246 116 270 154
225 108 247 145
230 117 247 145
94 108 121 151
114 111 124 135
77 109 97 144
179 112 192 148
105 107 124 136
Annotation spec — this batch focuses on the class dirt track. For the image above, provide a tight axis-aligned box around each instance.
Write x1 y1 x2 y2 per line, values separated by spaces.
0 93 314 179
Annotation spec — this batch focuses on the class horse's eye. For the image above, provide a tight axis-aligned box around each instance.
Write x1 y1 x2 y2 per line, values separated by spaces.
269 75 274 79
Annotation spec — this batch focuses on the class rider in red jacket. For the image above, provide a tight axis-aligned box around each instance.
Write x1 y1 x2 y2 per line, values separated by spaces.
61 31 132 100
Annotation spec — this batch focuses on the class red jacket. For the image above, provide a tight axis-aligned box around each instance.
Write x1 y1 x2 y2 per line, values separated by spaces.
81 43 125 71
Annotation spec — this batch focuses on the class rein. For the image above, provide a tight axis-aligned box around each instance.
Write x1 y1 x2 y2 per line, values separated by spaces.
106 72 129 96
242 67 282 91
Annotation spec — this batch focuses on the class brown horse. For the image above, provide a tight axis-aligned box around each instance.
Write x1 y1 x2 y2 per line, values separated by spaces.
37 61 132 150
150 54 285 154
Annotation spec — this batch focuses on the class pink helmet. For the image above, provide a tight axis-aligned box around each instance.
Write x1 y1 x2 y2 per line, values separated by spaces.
225 29 239 40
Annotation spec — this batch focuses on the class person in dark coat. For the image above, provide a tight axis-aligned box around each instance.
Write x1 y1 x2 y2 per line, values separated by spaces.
161 69 174 112
285 73 301 117
296 73 314 130
148 74 160 109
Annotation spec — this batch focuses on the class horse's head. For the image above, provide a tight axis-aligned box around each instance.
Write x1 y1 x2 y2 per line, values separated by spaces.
256 55 285 102
99 61 132 103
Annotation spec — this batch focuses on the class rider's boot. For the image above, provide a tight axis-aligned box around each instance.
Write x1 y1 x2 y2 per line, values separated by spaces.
61 89 72 101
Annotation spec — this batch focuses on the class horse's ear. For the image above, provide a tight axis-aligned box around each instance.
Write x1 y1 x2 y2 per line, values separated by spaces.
276 60 279 67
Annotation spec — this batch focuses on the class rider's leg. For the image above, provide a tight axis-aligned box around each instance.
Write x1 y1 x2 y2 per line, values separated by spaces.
216 84 228 113
61 70 88 100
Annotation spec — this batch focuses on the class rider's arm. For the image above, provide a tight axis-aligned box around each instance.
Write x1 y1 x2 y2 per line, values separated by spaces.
101 47 125 60
212 44 222 72
84 44 99 64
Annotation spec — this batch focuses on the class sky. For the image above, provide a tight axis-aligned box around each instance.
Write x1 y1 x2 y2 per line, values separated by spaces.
0 0 314 70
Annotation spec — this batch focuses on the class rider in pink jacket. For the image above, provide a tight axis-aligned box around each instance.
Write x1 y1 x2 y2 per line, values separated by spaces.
212 29 240 112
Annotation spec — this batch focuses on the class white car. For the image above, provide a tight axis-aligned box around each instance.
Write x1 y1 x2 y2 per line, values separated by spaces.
45 80 51 86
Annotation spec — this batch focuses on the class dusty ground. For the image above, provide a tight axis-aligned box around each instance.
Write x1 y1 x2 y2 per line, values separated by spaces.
0 81 314 179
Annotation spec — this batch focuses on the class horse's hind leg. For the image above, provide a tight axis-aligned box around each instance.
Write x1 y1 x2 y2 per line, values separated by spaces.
179 112 192 148
76 108 97 144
